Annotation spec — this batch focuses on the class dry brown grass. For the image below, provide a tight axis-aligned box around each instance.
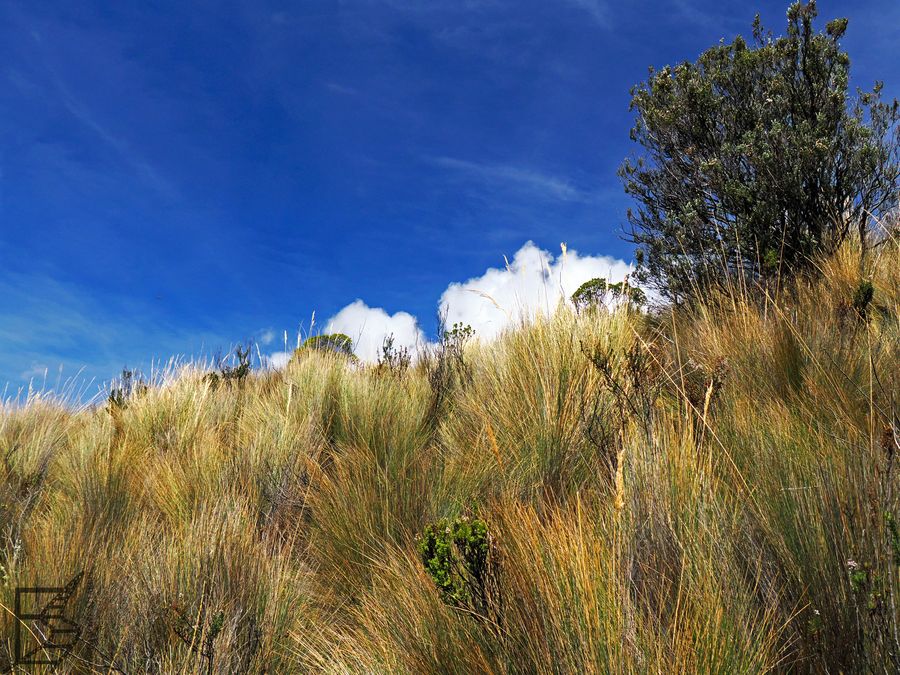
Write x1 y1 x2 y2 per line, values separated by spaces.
1 236 897 672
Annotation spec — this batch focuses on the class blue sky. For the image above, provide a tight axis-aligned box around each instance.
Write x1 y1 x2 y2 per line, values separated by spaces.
1 0 898 398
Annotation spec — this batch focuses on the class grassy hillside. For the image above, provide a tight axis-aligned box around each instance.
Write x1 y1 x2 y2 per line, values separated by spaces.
1 238 898 673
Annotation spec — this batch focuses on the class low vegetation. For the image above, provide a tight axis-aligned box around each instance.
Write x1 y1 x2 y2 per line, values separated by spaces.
2 2 897 670
1 235 897 672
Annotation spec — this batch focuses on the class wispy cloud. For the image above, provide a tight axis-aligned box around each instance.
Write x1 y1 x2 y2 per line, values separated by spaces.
23 22 175 199
0 272 227 400
19 363 49 381
325 82 359 96
563 0 610 28
55 86 173 198
430 156 590 202
669 0 745 38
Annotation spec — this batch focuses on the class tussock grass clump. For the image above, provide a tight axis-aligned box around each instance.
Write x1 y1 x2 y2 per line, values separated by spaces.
1 238 898 672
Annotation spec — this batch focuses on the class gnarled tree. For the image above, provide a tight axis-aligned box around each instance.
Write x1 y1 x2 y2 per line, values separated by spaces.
620 1 899 302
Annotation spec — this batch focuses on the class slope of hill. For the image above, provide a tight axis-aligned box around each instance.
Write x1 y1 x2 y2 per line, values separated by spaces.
1 238 897 672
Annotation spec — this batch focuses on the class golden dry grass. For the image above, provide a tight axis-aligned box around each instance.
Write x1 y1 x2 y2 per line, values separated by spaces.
1 237 897 672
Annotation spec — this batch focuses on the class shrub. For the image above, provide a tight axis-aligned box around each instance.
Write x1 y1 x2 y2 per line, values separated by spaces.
423 322 475 431
377 334 411 378
207 343 253 385
294 333 356 361
571 277 646 313
851 279 875 319
417 516 499 620
107 368 148 410
621 1 899 301
443 322 474 357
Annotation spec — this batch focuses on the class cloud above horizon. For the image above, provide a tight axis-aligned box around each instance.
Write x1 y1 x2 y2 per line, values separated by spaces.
439 241 632 341
326 300 426 362
430 157 590 203
281 241 633 364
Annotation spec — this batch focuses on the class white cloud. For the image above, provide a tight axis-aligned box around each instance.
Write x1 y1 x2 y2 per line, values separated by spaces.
430 157 589 202
264 351 292 370
258 329 275 346
313 242 633 362
439 241 632 341
20 363 49 381
325 300 425 363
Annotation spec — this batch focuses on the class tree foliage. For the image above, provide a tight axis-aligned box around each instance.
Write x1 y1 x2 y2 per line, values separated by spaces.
296 333 356 358
571 277 646 313
620 1 899 301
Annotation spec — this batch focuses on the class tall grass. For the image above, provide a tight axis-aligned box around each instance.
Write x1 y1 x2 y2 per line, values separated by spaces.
1 237 897 672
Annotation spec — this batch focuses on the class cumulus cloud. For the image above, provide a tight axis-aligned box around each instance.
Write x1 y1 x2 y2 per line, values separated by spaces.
263 351 292 370
439 241 632 341
280 242 633 364
325 300 426 363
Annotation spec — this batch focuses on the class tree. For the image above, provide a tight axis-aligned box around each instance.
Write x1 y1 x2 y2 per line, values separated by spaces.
571 277 646 313
620 1 899 301
295 333 356 358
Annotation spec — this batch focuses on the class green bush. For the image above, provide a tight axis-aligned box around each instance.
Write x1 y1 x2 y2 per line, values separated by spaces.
377 334 411 377
417 517 496 615
572 277 646 313
620 1 899 300
107 368 148 410
294 333 357 361
851 279 875 319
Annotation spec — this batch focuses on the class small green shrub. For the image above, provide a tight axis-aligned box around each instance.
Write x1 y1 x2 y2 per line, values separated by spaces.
171 602 227 675
417 516 499 619
572 278 609 313
886 511 900 567
847 559 868 594
205 343 254 388
292 333 358 365
851 279 875 319
377 334 411 377
107 368 148 410
423 322 475 430
763 248 781 276
223 344 253 381
443 323 474 354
